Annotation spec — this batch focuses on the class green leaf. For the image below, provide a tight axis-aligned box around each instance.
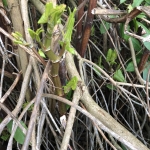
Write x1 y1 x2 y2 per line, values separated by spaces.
12 32 23 40
38 2 66 24
106 49 117 65
136 21 150 34
144 41 150 50
120 23 130 41
38 49 46 58
132 0 144 8
126 61 135 72
0 131 10 141
61 8 76 54
113 69 126 82
64 76 78 93
2 0 8 7
36 27 44 35
143 62 150 81
13 40 24 45
38 2 53 24
100 21 110 34
131 37 141 51
106 84 116 90
7 120 27 144
127 4 133 13
126 59 140 72
142 34 150 50
120 0 126 4
28 29 36 39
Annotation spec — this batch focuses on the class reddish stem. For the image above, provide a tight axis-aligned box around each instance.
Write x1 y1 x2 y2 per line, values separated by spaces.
80 0 97 57
138 50 150 73
75 0 84 53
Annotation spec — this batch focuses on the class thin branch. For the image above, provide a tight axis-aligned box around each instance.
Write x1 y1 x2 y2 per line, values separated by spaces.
60 86 82 150
0 72 21 103
21 61 50 150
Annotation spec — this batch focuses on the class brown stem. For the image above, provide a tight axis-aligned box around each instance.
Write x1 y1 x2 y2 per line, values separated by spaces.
0 72 21 103
75 0 84 53
138 49 150 73
80 0 97 57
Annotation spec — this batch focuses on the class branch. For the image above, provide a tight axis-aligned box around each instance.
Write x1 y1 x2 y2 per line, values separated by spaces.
65 52 149 150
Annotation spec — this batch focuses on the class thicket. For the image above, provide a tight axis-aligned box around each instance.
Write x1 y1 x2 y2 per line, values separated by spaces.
0 0 150 149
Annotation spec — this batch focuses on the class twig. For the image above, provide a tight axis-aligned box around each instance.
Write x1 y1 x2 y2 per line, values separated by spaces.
91 8 127 15
42 93 147 150
60 86 82 150
21 60 50 150
0 27 45 65
65 52 149 150
0 72 21 103
0 58 33 134
0 68 15 79
128 38 148 85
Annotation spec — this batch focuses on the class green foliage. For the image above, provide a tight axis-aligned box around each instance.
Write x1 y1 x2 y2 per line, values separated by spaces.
106 49 117 65
142 62 150 81
136 21 150 34
100 21 110 34
93 56 104 76
61 8 77 54
143 34 150 50
120 23 130 41
120 0 126 4
1 132 9 141
38 3 66 24
64 76 78 93
106 84 116 90
28 27 44 43
12 32 30 46
131 37 141 51
126 61 135 72
7 120 27 144
120 0 144 8
113 69 126 82
132 0 144 8
38 49 46 58
2 0 8 7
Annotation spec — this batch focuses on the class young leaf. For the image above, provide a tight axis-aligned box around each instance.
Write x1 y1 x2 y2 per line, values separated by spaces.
106 49 117 65
64 76 78 93
36 27 44 35
7 120 27 144
61 7 77 54
38 49 46 58
113 69 126 82
38 2 53 24
38 2 66 25
28 29 36 39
